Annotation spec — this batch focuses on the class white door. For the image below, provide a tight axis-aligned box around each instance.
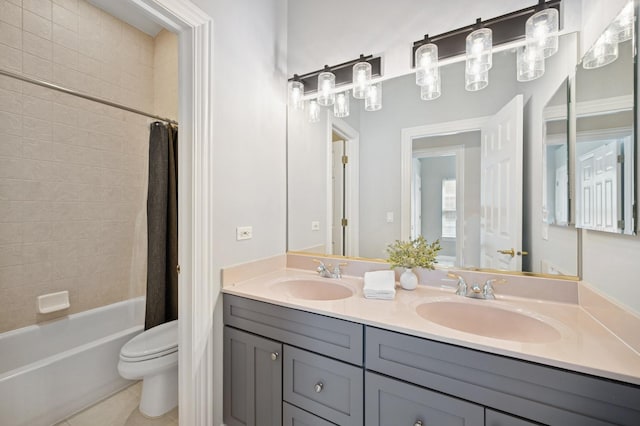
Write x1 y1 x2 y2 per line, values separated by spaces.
411 158 422 239
554 164 568 225
331 140 345 255
480 95 524 270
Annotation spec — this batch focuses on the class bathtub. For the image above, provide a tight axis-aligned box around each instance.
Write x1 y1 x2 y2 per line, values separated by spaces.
0 297 145 426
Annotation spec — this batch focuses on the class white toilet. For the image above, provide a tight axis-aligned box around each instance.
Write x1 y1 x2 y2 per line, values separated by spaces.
118 320 179 418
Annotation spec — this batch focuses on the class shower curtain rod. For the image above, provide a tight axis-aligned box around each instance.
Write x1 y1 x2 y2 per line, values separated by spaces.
0 68 179 126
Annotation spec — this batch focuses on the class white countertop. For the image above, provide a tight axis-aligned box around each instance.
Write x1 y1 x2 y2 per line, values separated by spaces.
222 268 640 386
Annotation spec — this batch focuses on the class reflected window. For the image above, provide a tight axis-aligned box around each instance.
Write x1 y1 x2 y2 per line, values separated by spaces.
441 179 457 238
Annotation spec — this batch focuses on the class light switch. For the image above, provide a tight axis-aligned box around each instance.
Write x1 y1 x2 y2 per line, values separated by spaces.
386 212 394 223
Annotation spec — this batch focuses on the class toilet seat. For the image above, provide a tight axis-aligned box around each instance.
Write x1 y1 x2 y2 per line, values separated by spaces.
120 320 178 362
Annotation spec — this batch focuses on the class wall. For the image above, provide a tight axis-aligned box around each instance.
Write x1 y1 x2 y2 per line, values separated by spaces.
0 0 180 333
153 29 178 121
188 0 288 424
420 155 455 256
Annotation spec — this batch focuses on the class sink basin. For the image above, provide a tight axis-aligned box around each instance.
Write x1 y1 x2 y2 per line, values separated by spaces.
271 279 354 301
416 301 561 343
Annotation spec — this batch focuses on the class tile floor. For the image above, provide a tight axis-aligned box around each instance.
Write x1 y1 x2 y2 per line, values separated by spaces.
56 382 178 426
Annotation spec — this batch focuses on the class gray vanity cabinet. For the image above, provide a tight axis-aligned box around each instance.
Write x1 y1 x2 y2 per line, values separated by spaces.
223 326 282 426
283 402 337 426
366 371 484 426
485 410 540 426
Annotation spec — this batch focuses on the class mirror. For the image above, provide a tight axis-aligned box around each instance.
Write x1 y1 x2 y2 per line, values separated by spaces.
288 33 580 277
574 2 636 235
543 78 570 227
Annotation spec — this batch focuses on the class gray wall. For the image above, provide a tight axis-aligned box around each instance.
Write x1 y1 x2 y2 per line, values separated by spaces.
420 156 456 257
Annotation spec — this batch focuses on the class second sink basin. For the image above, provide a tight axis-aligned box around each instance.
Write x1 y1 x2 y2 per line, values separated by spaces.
271 279 354 301
416 300 561 343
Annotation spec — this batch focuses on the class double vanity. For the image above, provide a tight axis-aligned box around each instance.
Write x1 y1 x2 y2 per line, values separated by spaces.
222 255 640 426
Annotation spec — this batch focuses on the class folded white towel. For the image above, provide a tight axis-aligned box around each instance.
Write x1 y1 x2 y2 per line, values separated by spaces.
363 270 396 300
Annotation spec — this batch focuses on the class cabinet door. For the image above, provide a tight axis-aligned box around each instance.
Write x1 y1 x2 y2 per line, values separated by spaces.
486 410 540 426
283 402 337 426
224 326 282 426
366 371 483 426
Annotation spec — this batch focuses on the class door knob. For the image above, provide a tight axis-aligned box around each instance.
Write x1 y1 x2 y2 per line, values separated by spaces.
314 382 324 393
270 352 279 361
497 248 515 257
414 420 424 426
518 250 529 256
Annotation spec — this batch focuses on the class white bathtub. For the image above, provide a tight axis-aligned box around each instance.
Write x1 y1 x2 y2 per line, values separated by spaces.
0 297 145 426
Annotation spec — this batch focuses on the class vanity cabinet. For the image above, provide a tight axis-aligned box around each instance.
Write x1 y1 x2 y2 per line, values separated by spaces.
223 326 282 426
223 294 640 426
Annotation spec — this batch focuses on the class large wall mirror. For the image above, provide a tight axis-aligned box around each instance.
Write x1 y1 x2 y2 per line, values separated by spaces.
287 33 580 277
574 1 636 235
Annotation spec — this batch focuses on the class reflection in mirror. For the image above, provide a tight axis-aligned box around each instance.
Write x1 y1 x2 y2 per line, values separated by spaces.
543 78 570 226
288 33 579 277
574 2 636 235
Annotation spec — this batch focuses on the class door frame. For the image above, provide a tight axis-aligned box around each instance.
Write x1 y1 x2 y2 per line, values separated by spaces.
401 117 489 242
412 145 466 267
326 117 360 257
127 1 215 424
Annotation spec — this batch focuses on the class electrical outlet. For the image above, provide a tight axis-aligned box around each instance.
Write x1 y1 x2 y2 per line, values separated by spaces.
311 221 320 231
236 226 253 240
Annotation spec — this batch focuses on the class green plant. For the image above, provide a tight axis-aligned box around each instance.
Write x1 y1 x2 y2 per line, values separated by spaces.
386 235 441 270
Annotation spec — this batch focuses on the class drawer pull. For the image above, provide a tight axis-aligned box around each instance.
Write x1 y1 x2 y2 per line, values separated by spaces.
270 352 279 361
414 420 423 426
314 382 324 393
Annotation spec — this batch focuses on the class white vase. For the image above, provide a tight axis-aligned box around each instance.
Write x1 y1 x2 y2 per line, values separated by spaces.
400 268 418 290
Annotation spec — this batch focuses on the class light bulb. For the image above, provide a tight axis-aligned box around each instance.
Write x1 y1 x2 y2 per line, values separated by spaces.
526 7 559 58
334 91 350 117
612 1 634 43
352 62 372 99
365 82 382 111
308 100 320 123
288 80 304 110
317 71 335 106
415 43 439 86
466 28 492 73
517 44 545 81
583 29 619 69
465 68 488 91
419 68 441 100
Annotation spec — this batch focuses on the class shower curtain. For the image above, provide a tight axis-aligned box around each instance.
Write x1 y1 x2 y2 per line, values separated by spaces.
145 121 179 330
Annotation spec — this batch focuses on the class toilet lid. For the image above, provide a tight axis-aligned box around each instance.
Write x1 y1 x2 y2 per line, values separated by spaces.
121 320 178 361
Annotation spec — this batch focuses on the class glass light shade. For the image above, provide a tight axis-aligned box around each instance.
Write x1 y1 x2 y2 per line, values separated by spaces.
334 91 350 117
465 68 489 91
308 100 320 123
517 44 545 82
415 43 439 86
583 30 619 69
317 71 335 106
352 62 372 99
419 68 441 100
288 80 304 110
466 28 492 72
365 82 382 111
525 7 559 58
612 1 634 43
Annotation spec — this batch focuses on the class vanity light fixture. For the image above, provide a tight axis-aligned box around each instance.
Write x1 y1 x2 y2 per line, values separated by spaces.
517 44 545 81
365 82 382 111
415 37 439 86
308 100 320 123
465 66 489 92
526 0 559 59
352 58 372 99
334 91 350 117
583 29 619 69
317 67 336 106
419 67 441 100
288 76 304 110
612 1 634 43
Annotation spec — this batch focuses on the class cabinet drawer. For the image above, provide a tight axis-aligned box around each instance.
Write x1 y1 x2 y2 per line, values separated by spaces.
284 345 363 426
366 326 640 425
486 409 540 426
283 402 337 426
224 294 363 365
365 371 483 426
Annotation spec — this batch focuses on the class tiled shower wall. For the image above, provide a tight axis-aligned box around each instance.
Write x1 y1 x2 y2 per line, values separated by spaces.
0 0 177 332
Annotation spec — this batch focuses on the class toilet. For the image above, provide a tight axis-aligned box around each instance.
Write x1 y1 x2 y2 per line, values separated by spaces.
118 320 179 418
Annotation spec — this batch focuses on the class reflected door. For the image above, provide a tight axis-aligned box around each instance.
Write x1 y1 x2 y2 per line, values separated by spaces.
331 139 346 255
480 95 524 270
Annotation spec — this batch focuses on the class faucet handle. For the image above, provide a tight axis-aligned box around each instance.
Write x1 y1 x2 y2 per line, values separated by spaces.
447 272 468 296
482 278 507 299
332 262 348 278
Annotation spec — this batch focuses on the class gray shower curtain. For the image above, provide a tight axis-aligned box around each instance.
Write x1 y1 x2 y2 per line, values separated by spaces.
145 122 178 330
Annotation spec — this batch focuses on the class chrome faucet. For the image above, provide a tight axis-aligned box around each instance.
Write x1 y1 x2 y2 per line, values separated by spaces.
447 273 505 300
313 259 347 278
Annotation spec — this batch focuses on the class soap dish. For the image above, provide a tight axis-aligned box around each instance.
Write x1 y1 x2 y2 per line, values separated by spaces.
37 291 70 314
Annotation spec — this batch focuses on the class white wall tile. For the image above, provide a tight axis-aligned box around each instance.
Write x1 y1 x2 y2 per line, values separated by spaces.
0 87 23 113
23 0 52 21
22 30 52 60
23 9 51 40
0 134 22 158
52 3 77 32
0 110 22 136
52 22 77 50
0 21 22 49
0 43 22 72
53 0 78 13
22 51 53 80
0 1 23 29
